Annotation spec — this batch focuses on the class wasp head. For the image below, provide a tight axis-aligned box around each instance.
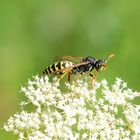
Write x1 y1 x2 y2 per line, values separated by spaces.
95 54 114 71
95 59 105 71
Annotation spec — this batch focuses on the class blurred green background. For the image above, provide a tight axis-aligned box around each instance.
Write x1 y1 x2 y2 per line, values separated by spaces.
0 0 140 139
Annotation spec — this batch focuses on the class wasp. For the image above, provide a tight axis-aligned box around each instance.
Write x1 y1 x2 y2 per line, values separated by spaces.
43 54 114 82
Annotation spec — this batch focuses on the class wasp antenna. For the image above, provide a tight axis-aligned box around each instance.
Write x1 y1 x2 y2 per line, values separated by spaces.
104 54 114 63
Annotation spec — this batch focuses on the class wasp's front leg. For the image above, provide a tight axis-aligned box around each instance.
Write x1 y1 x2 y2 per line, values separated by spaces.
89 71 98 85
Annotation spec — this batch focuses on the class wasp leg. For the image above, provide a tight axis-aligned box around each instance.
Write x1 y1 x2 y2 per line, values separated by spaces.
58 72 68 82
78 73 82 80
68 71 71 82
89 72 98 85
89 72 94 85
58 69 72 82
70 73 81 97
94 71 99 79
89 72 94 78
73 73 82 85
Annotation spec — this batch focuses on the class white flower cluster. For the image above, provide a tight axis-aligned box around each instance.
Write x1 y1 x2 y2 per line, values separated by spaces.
4 76 140 140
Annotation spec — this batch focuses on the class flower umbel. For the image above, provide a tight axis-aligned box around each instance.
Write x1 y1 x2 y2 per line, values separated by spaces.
4 76 140 140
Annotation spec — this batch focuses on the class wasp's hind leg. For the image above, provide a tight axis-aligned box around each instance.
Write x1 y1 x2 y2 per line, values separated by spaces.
57 72 68 82
58 70 72 82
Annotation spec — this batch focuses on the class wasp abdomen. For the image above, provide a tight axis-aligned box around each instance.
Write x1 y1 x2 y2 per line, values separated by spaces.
43 61 74 75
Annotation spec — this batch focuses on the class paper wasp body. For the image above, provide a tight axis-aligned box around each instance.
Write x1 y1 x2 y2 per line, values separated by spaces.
43 54 114 81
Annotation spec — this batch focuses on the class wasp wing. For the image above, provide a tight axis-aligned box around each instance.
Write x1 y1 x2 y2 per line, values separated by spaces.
53 61 89 74
55 56 82 62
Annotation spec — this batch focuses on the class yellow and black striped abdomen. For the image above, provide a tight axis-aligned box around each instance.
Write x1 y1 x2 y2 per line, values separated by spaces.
43 61 74 75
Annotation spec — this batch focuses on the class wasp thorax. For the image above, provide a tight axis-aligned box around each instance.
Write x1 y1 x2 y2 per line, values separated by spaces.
82 56 96 65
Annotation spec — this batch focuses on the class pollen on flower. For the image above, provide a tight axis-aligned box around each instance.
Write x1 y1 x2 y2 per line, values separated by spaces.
4 75 140 140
